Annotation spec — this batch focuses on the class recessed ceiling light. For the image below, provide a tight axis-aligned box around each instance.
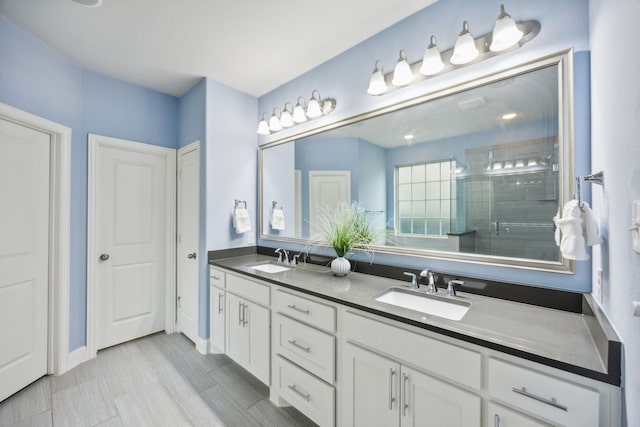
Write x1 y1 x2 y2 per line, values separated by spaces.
501 112 518 120
71 0 103 7
404 134 414 141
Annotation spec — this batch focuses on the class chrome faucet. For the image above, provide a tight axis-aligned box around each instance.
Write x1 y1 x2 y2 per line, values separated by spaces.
275 248 290 264
446 280 464 296
420 269 437 294
403 272 419 289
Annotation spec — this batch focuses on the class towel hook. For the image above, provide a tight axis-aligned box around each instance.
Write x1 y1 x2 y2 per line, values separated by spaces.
234 199 247 209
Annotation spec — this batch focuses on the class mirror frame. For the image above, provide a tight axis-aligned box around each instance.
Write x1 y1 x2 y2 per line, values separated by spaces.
259 50 575 273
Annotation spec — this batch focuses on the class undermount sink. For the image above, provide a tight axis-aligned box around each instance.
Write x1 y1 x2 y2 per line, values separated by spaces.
249 263 291 274
373 287 471 321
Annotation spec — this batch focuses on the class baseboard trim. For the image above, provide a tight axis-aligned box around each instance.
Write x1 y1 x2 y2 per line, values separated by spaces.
195 337 209 355
67 346 92 372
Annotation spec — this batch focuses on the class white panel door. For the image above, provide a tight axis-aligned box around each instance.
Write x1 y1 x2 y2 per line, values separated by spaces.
94 138 169 350
177 143 199 344
0 119 49 401
308 170 351 236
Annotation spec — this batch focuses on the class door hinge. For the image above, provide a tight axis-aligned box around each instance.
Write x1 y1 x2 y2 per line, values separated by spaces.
177 296 181 308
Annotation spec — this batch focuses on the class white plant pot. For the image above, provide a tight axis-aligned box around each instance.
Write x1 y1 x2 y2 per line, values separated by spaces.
331 257 351 276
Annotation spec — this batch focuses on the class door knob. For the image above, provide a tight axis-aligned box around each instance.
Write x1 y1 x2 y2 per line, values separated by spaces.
99 253 109 261
187 252 197 259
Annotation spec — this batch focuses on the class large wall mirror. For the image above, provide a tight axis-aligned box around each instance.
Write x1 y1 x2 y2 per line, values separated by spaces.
260 50 574 272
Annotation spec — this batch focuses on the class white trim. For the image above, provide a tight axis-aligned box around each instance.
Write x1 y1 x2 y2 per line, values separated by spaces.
0 103 71 376
87 134 176 357
66 346 91 371
195 337 209 355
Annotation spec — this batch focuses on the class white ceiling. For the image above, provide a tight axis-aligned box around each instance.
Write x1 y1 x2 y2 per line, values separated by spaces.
0 0 438 97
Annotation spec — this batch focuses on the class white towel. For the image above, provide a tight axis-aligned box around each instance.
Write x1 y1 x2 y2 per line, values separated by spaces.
233 208 252 234
553 199 600 260
270 207 285 231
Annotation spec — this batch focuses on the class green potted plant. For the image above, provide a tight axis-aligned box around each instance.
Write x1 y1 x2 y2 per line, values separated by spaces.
314 201 378 276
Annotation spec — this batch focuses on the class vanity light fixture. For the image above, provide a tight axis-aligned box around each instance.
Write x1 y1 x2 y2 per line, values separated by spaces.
258 92 337 134
280 103 294 128
450 21 479 65
292 98 308 124
392 50 414 86
257 113 270 135
366 4 540 96
490 4 524 52
306 90 323 118
268 108 282 132
419 36 444 76
367 60 388 95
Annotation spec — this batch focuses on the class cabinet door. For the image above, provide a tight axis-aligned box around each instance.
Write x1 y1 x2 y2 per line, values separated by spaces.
246 300 270 385
488 402 552 427
342 343 400 427
401 366 481 427
225 293 249 366
210 286 225 353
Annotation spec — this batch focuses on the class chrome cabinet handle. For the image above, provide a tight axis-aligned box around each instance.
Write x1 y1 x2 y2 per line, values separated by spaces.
512 387 568 411
218 293 224 314
388 368 396 410
238 302 244 326
287 304 310 315
187 252 197 259
287 339 311 353
242 304 248 326
287 384 311 402
99 253 109 261
211 275 220 280
494 413 500 427
402 372 409 417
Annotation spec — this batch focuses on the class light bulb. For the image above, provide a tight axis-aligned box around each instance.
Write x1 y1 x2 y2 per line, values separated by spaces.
419 36 444 76
490 4 524 52
292 98 307 123
367 60 388 95
306 91 322 118
280 104 294 128
391 50 413 86
257 115 270 135
268 109 282 132
451 21 479 65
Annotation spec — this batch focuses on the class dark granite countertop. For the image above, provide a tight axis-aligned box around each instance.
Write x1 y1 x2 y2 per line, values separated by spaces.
209 253 621 386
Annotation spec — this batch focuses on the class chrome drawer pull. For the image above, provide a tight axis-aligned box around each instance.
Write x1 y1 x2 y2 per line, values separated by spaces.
494 414 500 427
218 293 224 314
388 368 396 410
211 275 220 280
287 304 310 314
288 384 311 401
287 339 311 353
402 373 409 417
512 387 568 411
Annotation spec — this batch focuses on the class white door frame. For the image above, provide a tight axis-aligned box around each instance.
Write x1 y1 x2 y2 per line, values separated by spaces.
87 134 176 358
0 103 71 375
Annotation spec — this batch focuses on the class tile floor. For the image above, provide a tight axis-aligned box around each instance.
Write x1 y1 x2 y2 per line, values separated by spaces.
0 332 317 427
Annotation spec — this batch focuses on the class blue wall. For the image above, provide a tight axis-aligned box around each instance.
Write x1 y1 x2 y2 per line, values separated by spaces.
0 16 179 351
258 0 592 291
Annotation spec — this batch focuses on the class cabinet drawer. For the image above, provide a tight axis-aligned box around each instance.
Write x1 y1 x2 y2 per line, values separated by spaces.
488 402 552 427
488 358 599 427
226 273 270 306
343 310 481 390
209 266 226 288
274 356 335 427
275 314 335 383
273 289 336 333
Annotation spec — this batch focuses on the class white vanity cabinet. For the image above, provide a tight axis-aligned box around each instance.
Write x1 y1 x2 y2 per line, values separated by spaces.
209 267 226 353
341 310 482 427
224 273 271 385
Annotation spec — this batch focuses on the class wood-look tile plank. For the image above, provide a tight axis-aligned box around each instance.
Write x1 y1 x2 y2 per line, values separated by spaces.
176 396 225 427
208 363 268 409
0 377 50 426
200 385 262 427
94 416 124 427
51 378 117 427
248 399 319 427
113 381 191 427
5 410 51 427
